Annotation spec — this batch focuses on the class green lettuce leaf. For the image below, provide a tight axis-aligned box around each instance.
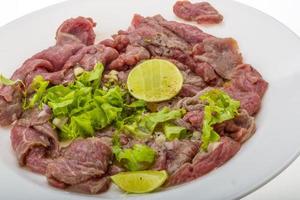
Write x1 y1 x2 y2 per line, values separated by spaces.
33 63 124 140
94 86 123 107
54 86 123 140
61 114 94 140
200 89 240 150
125 99 146 108
114 144 156 171
24 75 49 109
43 85 75 116
76 62 104 88
163 123 187 141
122 107 185 139
0 74 23 86
123 122 152 139
141 107 184 133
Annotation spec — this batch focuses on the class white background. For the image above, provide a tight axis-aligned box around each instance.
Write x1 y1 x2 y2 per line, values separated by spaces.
0 0 299 199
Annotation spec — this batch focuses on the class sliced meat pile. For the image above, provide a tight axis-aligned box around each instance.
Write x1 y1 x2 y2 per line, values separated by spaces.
173 1 223 24
0 17 119 126
150 136 240 186
0 84 23 126
46 138 112 194
214 109 256 143
224 64 268 115
103 14 242 90
167 137 240 186
11 106 59 174
151 139 199 173
194 38 242 80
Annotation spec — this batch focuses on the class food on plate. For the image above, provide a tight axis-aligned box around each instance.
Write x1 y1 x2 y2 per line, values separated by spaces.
173 1 223 24
0 1 268 195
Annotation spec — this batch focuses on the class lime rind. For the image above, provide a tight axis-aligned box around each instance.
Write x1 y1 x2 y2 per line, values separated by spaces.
111 170 168 193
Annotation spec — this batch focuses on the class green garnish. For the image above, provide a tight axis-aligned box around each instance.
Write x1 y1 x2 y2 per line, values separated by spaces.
163 123 187 141
23 75 49 109
113 144 156 171
0 74 23 86
48 64 123 140
23 63 127 140
200 89 240 150
120 107 185 139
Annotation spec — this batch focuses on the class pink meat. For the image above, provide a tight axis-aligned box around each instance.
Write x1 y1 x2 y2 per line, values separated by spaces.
167 137 240 186
224 64 268 115
10 123 59 174
69 177 111 194
56 16 96 46
63 43 119 71
108 165 124 176
11 59 54 82
109 45 150 70
151 142 167 171
230 64 268 98
17 106 52 127
165 140 199 174
173 1 223 24
183 110 204 128
153 15 212 44
24 69 66 86
10 106 59 174
194 37 242 80
31 43 84 72
100 34 130 52
214 109 256 143
180 84 202 97
109 14 220 84
25 147 51 174
0 86 22 126
77 44 119 70
226 90 262 116
46 138 112 194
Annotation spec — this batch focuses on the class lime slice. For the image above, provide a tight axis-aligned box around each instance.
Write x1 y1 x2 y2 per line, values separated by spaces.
111 170 168 193
127 59 183 102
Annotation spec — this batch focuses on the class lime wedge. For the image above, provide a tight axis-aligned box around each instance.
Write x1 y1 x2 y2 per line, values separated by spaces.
111 170 168 193
127 59 183 102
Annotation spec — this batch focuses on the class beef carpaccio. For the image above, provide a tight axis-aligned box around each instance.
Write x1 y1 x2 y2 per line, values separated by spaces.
0 1 267 195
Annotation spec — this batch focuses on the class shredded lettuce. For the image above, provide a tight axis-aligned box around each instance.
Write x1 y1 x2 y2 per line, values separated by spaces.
44 85 75 116
24 75 49 109
57 71 123 139
0 74 23 86
113 143 156 171
125 99 146 108
141 107 184 133
45 63 123 140
163 123 187 141
121 107 185 139
76 62 104 88
22 63 127 140
200 89 240 150
21 62 186 142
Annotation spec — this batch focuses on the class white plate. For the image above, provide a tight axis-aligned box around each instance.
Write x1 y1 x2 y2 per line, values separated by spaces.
1 0 300 199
